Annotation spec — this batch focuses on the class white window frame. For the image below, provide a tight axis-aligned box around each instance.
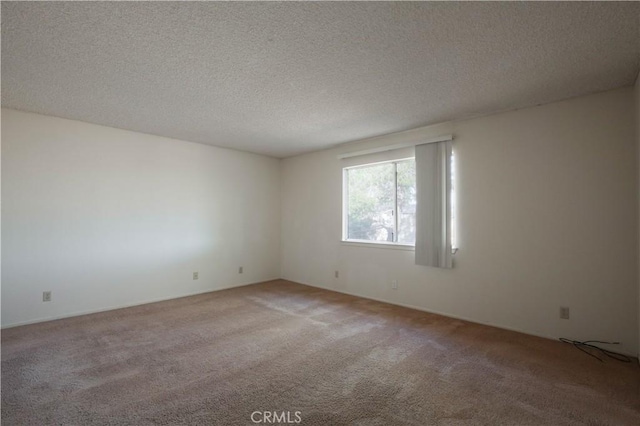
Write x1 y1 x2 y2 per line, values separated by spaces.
342 157 416 247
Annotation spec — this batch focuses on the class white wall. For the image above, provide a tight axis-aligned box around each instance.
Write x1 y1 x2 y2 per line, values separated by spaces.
281 87 639 355
3 86 638 354
1 109 281 327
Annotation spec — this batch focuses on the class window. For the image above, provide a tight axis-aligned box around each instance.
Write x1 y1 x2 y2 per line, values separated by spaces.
343 159 416 245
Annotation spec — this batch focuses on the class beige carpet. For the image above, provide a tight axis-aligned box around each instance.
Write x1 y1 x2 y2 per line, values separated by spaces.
2 280 639 425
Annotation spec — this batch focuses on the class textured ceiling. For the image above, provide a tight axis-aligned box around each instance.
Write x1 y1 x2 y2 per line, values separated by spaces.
2 2 639 158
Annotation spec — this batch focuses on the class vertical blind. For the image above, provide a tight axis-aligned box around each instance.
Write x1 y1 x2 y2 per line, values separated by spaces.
415 140 453 268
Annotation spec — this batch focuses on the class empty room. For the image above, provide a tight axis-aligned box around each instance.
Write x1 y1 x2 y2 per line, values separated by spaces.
2 1 639 425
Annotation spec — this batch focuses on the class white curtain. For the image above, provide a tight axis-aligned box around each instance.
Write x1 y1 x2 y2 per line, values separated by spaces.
415 141 453 268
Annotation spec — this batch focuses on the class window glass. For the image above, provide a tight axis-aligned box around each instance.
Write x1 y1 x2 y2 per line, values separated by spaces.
346 162 395 242
396 160 416 244
345 159 416 244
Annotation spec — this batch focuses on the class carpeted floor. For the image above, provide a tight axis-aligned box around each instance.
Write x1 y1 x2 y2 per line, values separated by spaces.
2 279 639 425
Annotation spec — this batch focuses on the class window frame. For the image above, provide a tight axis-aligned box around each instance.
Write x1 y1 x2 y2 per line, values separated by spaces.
342 157 416 247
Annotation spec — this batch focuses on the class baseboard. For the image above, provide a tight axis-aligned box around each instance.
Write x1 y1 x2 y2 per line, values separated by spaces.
1 278 278 329
6 277 637 359
285 278 639 358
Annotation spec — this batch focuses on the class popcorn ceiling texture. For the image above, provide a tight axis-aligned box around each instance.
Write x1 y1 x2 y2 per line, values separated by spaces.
2 2 639 157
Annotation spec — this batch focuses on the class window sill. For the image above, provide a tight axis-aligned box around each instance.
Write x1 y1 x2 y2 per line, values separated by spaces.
340 240 415 251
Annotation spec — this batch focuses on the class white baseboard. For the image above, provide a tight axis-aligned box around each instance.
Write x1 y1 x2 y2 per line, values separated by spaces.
286 278 638 358
5 276 636 359
1 278 278 329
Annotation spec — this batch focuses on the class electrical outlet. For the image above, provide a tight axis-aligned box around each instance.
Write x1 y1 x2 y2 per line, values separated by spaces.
334 270 339 279
193 272 199 280
42 291 52 302
560 306 570 320
238 266 243 274
391 280 398 290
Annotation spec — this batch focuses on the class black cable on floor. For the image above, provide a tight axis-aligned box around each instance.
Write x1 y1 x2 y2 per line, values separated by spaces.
559 338 632 363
